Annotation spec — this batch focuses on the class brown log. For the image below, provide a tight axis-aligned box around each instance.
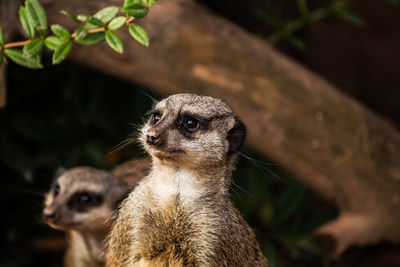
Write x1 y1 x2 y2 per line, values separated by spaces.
4 0 400 255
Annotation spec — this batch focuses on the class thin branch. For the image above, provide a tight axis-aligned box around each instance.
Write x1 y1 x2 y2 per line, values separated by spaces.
4 40 31 49
1 16 138 51
126 17 135 25
1 26 107 51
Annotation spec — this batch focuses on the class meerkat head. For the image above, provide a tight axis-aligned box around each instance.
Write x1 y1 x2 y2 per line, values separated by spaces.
140 94 246 170
43 167 130 233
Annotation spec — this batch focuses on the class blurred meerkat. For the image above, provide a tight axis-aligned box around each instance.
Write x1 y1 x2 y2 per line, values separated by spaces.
106 94 268 266
43 161 150 267
111 158 151 188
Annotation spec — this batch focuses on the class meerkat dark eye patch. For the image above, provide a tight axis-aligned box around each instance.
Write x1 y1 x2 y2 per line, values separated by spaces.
182 116 200 132
54 183 61 197
67 191 103 212
144 109 162 125
227 117 247 156
151 113 162 125
178 113 210 131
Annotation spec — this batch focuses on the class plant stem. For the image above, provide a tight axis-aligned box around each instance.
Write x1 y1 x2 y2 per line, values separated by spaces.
71 27 105 38
4 40 30 49
0 16 140 51
1 26 107 51
126 17 135 25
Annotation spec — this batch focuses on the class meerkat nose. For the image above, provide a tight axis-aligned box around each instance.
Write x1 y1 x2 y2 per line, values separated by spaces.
146 130 161 146
42 208 57 221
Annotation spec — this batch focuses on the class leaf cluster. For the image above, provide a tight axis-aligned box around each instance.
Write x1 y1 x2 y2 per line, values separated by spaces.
254 0 364 51
0 0 156 69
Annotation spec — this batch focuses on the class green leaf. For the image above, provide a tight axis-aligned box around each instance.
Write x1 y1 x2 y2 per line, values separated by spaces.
264 243 280 267
124 0 142 8
108 16 127 30
4 48 43 69
0 26 4 47
61 10 83 25
273 183 305 227
50 24 71 39
144 0 157 7
335 7 364 26
297 0 309 18
122 4 148 18
74 32 105 45
77 14 89 22
52 40 72 64
129 23 149 46
94 6 119 23
252 8 280 28
73 28 88 40
25 0 48 35
105 31 124 53
19 6 35 38
86 16 106 27
23 38 44 57
385 0 399 5
84 23 99 30
44 36 64 50
286 35 305 51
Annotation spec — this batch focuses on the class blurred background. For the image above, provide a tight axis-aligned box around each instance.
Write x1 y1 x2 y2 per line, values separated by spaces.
1 0 400 266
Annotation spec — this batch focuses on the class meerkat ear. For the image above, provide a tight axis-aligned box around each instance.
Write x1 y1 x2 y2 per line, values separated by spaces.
55 167 66 178
227 117 247 156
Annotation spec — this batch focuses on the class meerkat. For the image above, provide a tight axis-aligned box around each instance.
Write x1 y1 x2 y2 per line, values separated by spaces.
43 161 150 267
111 158 151 188
106 93 268 267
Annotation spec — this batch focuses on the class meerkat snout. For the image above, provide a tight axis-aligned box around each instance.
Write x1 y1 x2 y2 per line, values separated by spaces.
146 129 162 146
42 208 57 222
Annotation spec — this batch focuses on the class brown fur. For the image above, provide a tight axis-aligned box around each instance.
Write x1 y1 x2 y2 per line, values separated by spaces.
43 161 149 267
112 158 151 188
106 94 268 266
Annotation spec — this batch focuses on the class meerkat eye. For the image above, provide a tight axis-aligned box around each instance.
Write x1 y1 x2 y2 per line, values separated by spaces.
77 193 92 204
54 184 60 197
151 113 161 125
183 117 199 132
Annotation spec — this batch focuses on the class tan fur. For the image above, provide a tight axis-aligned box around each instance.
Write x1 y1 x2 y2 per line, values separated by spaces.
43 161 149 267
111 158 151 188
106 94 268 266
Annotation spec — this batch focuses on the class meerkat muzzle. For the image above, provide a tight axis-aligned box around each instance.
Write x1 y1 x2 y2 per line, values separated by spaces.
146 129 162 146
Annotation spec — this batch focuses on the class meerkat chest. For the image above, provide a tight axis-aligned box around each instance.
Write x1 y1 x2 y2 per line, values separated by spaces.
148 168 204 204
132 169 217 265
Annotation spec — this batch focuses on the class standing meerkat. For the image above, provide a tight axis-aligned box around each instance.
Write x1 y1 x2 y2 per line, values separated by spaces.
43 161 150 267
106 94 268 266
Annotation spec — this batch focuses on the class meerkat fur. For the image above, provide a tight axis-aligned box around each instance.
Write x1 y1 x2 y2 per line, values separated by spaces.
43 161 149 267
106 93 268 267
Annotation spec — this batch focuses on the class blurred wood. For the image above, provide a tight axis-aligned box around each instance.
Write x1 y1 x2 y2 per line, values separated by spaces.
31 236 67 253
0 67 5 108
5 0 400 256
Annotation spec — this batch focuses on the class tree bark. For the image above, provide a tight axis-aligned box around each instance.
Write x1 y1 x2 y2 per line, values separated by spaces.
4 0 400 255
